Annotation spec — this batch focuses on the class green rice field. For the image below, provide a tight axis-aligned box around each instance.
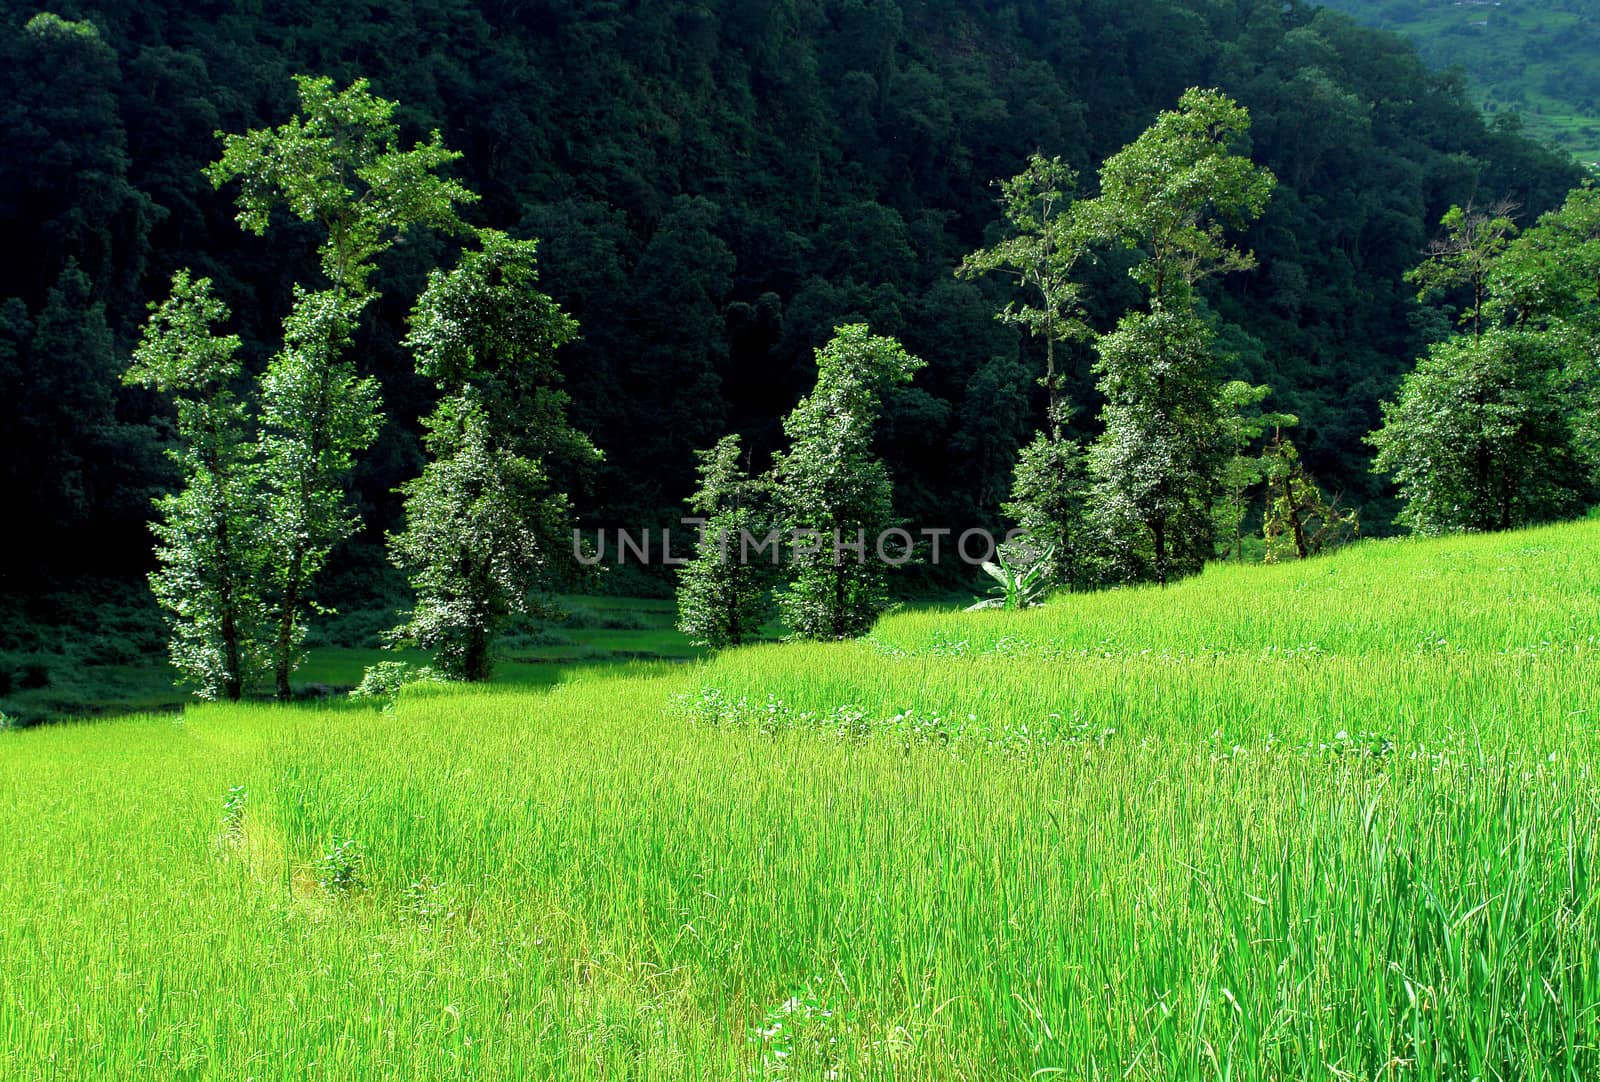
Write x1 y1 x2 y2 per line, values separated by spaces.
3 520 1599 1078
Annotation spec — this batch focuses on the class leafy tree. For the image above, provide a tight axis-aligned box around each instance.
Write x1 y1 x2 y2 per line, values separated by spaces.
1406 201 1519 337
388 395 563 681
774 325 923 640
957 153 1091 438
1089 310 1231 583
1002 431 1096 590
389 232 596 681
1085 89 1276 584
1372 193 1597 533
1215 380 1297 562
961 154 1098 590
1369 328 1586 533
676 434 774 649
1489 186 1600 487
1261 433 1358 561
207 76 475 698
124 272 266 700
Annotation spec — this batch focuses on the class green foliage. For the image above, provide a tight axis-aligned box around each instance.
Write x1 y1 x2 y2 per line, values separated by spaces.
389 395 568 681
1088 87 1277 309
957 153 1090 435
1215 380 1298 562
1490 185 1600 486
1261 434 1359 562
1086 89 1276 585
1322 0 1600 168
350 660 449 709
207 75 478 698
124 271 267 701
1002 431 1096 590
1090 310 1229 583
1405 200 1519 335
965 537 1055 612
313 835 366 895
254 286 380 696
773 325 923 640
0 0 1591 571
1373 190 1599 534
390 234 595 681
206 75 475 292
676 435 774 650
1371 328 1588 533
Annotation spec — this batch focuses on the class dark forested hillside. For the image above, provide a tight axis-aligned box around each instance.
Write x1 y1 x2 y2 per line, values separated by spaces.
0 0 1581 591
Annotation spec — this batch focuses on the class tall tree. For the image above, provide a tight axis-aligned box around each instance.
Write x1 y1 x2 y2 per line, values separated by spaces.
1215 380 1297 562
1003 433 1096 590
207 75 475 698
1085 88 1276 584
957 153 1091 439
774 324 923 640
389 232 597 681
1406 201 1519 338
676 434 774 650
960 154 1098 590
124 272 266 701
1489 187 1600 488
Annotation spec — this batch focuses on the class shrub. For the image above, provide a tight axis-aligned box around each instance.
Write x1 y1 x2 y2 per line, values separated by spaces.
350 661 449 706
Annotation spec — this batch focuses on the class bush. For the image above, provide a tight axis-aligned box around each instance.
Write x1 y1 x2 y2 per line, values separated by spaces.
350 661 449 707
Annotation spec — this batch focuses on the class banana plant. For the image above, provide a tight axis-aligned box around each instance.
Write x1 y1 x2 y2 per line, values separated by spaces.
966 540 1056 611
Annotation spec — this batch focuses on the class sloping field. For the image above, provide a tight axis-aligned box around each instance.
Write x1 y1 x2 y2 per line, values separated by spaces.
2 521 1598 1079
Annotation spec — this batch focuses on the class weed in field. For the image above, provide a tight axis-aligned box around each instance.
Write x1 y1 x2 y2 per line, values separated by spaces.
350 660 449 710
748 978 859 1081
314 835 366 894
400 877 457 926
220 785 247 842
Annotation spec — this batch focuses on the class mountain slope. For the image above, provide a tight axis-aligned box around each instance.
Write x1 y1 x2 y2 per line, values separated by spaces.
1321 0 1600 168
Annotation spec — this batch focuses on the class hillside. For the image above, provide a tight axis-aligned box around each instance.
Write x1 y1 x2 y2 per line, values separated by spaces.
0 0 1584 594
4 518 1597 1077
1321 0 1600 169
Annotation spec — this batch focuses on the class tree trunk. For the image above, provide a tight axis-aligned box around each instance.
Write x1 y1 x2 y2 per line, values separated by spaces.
1281 474 1310 559
272 548 305 701
1152 517 1168 587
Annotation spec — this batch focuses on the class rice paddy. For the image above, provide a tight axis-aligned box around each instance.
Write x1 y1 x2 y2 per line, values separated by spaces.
2 520 1598 1079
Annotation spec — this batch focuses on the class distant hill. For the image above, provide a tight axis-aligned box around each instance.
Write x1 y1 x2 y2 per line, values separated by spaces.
1320 0 1600 169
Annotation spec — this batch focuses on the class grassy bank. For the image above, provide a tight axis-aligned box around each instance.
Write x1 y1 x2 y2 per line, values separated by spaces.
2 521 1598 1078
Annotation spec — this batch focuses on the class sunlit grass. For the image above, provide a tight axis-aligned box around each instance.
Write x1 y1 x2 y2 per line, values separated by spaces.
2 520 1598 1078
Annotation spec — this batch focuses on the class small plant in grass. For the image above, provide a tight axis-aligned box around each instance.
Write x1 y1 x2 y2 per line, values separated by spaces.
966 537 1055 611
350 661 449 710
400 877 457 925
314 836 366 894
220 785 247 842
748 978 860 1081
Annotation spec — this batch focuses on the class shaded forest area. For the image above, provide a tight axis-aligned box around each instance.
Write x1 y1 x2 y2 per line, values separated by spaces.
0 0 1582 598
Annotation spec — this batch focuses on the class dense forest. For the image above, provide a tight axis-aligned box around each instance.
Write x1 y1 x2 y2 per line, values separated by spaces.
0 0 1584 600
